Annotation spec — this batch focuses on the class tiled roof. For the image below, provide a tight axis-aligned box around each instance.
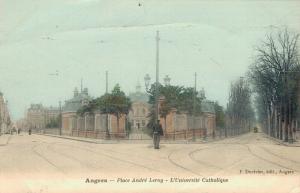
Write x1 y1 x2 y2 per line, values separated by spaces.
63 92 92 112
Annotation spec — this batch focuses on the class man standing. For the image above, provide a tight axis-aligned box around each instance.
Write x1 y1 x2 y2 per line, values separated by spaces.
153 120 163 149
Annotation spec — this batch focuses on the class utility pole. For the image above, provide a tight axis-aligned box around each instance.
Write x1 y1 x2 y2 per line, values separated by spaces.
105 71 110 139
59 101 62 136
81 78 83 93
155 31 160 122
193 72 197 141
106 71 108 94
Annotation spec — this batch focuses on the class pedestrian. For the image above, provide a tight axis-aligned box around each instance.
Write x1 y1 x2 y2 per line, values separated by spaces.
153 120 163 149
28 129 31 135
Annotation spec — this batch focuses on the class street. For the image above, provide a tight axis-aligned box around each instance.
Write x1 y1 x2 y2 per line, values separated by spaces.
0 132 300 193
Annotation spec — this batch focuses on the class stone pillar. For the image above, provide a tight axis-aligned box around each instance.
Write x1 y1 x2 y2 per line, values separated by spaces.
94 114 98 131
77 117 80 136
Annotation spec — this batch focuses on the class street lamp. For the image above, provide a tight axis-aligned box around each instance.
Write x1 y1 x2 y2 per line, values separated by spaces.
144 74 151 90
164 75 171 86
144 73 159 121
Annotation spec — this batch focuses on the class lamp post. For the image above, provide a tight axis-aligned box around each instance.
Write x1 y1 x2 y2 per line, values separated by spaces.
144 73 158 121
144 30 161 149
193 72 197 141
163 75 171 86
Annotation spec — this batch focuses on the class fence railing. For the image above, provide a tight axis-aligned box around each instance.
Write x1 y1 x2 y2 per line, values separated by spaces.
71 130 127 139
34 127 236 141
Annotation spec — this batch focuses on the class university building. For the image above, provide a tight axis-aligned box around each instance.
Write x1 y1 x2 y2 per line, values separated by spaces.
128 83 150 130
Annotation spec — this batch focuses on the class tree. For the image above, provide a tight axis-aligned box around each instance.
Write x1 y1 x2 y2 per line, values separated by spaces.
77 84 131 135
46 117 59 128
226 77 255 135
214 102 225 128
146 84 202 132
106 84 132 133
248 28 300 141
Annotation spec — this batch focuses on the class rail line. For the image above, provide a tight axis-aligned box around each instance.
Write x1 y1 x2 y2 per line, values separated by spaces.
52 142 169 175
31 143 66 175
167 149 203 177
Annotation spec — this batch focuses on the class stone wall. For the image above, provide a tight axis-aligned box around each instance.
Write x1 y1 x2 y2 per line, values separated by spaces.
160 110 216 140
62 112 127 139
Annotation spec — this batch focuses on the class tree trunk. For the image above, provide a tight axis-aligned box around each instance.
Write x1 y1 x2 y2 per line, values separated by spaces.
274 107 277 138
284 102 288 142
267 106 271 136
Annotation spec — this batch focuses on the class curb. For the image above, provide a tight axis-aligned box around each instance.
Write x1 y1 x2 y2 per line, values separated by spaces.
36 133 248 145
263 134 300 147
35 133 118 144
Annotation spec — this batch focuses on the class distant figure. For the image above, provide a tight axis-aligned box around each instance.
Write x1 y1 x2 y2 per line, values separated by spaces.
18 128 21 134
153 120 163 149
28 129 32 135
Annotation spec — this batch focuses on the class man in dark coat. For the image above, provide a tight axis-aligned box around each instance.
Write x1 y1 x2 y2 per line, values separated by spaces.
153 120 163 149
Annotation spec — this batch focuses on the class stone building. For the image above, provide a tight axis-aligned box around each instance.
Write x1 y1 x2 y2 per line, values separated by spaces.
158 89 216 140
45 106 60 125
0 92 11 134
128 83 150 130
26 104 45 130
26 104 60 130
62 87 92 135
61 87 127 138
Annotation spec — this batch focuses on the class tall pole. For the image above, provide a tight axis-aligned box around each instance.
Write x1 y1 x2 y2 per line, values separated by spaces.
193 72 197 141
106 71 108 94
59 101 62 135
105 71 110 139
155 31 160 122
81 78 83 93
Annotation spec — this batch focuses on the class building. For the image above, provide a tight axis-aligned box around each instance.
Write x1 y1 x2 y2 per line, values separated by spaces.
158 89 216 140
26 104 45 130
45 106 60 126
0 92 11 134
128 83 150 129
26 104 60 130
61 87 92 135
62 87 127 139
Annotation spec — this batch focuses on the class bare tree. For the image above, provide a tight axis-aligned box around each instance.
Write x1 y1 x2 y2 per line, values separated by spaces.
226 77 255 136
248 28 300 142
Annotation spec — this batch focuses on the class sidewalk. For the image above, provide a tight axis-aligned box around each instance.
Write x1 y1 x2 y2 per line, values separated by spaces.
0 134 11 146
264 134 300 147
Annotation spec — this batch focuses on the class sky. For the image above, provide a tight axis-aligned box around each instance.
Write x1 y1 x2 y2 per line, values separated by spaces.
0 0 299 121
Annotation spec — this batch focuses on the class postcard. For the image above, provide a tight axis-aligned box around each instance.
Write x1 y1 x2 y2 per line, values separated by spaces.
0 1 299 193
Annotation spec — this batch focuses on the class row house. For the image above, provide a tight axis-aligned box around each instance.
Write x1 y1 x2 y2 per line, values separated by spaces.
26 104 60 130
